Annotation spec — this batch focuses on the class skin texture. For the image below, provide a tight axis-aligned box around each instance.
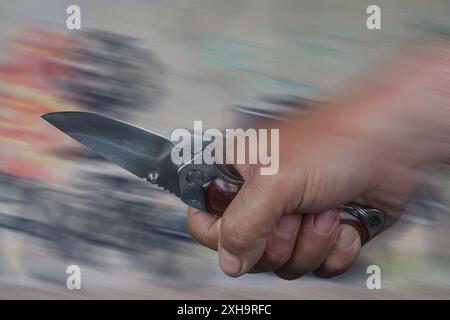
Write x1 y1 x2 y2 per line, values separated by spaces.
187 39 450 279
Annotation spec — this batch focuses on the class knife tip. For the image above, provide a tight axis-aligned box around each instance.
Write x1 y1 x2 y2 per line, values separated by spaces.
41 112 54 120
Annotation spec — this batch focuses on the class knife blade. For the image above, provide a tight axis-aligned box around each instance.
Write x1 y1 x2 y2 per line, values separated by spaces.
42 111 180 196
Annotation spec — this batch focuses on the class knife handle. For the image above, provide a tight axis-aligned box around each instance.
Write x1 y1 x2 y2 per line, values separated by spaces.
205 177 384 245
205 176 240 216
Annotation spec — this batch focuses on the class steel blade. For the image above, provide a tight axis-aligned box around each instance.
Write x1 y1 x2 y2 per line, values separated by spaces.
42 111 180 195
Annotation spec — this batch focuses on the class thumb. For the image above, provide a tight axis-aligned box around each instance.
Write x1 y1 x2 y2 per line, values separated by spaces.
218 172 289 276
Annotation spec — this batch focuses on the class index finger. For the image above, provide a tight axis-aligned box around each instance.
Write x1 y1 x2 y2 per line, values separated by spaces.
187 207 220 250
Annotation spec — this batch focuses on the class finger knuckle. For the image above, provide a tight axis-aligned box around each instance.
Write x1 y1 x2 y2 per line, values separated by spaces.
221 230 249 253
264 248 291 269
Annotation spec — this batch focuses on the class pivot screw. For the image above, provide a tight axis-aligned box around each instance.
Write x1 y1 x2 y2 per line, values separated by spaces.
147 171 159 184
186 170 204 186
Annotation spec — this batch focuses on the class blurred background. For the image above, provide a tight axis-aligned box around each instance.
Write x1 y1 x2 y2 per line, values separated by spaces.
0 0 449 299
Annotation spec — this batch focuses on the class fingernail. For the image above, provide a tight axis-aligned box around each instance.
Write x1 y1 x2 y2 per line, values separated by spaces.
276 214 301 239
337 225 357 249
313 210 338 234
218 248 242 277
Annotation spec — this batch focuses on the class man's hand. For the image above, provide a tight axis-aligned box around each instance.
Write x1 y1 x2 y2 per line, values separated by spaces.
188 40 450 279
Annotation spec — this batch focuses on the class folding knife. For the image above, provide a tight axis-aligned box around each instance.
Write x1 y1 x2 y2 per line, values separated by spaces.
42 111 385 244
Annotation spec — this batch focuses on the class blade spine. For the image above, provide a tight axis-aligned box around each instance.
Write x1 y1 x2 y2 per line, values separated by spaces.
43 111 174 146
